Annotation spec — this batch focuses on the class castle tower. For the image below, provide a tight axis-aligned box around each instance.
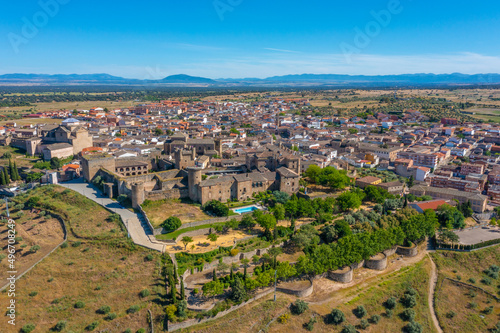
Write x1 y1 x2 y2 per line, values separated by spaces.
214 138 222 157
187 167 202 202
131 182 145 209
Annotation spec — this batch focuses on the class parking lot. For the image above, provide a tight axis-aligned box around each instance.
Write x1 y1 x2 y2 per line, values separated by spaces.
455 226 500 245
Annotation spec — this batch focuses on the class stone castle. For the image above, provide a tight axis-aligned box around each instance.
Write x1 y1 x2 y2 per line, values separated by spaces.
82 142 301 208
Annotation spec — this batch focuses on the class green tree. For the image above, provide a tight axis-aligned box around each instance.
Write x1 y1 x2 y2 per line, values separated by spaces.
240 214 256 229
327 309 345 325
256 214 277 234
230 277 247 303
50 157 63 169
354 305 367 318
202 280 224 300
273 203 285 221
336 192 362 211
207 233 219 245
161 216 182 231
181 236 193 250
287 299 307 315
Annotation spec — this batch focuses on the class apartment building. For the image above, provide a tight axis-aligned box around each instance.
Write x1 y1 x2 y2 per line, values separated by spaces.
410 185 487 213
460 163 485 176
397 151 440 170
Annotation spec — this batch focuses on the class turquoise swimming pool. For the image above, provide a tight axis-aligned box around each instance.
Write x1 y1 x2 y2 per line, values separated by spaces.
234 206 259 214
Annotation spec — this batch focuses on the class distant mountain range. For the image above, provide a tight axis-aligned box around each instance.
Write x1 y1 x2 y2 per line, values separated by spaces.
1 72 500 87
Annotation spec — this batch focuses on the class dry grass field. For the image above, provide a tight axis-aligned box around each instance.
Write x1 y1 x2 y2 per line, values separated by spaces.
0 208 64 283
434 279 499 333
0 185 168 332
431 246 500 333
184 254 436 333
430 245 500 296
142 199 211 228
0 100 135 113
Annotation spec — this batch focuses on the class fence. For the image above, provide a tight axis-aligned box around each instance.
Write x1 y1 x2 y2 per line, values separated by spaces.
435 237 500 252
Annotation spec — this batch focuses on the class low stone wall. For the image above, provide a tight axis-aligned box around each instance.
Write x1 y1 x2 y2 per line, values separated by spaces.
328 267 353 283
350 260 365 270
384 246 397 257
167 288 275 332
364 253 387 271
276 280 314 297
396 245 418 257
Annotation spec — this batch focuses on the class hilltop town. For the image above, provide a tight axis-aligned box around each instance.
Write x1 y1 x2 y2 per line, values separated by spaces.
0 88 499 333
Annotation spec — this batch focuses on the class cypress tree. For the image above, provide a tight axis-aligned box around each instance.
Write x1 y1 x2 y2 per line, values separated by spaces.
261 259 266 272
0 168 5 185
213 268 217 281
173 265 178 284
230 267 234 280
4 167 10 183
12 162 20 181
180 279 185 300
169 273 177 303
8 159 13 178
243 265 247 281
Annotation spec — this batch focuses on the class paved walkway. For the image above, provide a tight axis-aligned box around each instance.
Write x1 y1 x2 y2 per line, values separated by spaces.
61 179 165 252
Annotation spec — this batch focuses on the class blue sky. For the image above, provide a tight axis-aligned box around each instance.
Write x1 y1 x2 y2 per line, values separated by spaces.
1 0 499 78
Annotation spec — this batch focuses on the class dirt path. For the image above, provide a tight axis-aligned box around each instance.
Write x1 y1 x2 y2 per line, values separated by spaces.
427 254 443 333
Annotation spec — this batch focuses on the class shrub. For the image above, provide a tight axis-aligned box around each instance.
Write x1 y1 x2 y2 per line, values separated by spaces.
359 319 370 329
106 313 117 321
60 242 68 248
369 314 381 324
86 321 99 331
483 306 494 315
403 321 423 333
97 305 111 314
127 305 140 314
401 309 416 321
145 254 154 262
230 248 239 257
468 278 476 284
278 313 290 324
202 200 229 217
21 324 36 333
327 309 345 325
341 324 357 333
161 216 182 231
401 294 417 308
29 245 41 253
53 321 67 332
290 299 309 315
354 305 367 318
481 277 492 286
139 289 150 298
468 302 478 309
74 301 85 309
304 316 317 331
384 296 397 309
446 311 457 318
72 241 82 247
29 291 38 297
136 329 145 333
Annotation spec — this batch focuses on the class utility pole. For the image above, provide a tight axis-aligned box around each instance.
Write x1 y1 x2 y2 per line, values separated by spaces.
273 269 277 302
